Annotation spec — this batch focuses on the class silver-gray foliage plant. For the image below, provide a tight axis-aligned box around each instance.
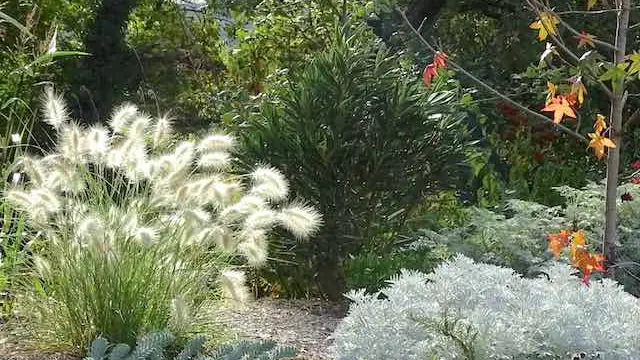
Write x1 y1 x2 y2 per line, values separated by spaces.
85 330 297 360
407 181 640 285
330 255 640 360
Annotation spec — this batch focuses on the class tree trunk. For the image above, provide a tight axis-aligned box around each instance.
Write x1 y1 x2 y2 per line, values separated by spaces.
604 0 631 274
70 0 141 123
315 251 346 302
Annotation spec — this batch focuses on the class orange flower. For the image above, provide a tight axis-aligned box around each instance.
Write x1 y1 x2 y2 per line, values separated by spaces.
573 251 605 286
547 230 571 258
568 231 605 285
546 230 606 285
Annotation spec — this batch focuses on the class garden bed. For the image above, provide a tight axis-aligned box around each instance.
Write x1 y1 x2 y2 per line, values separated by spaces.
0 297 343 360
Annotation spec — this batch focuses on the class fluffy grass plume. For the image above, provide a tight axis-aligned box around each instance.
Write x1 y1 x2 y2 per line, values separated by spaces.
6 88 322 350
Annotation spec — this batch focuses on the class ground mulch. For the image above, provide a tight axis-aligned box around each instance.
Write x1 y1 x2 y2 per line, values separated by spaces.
0 332 77 360
212 297 343 360
0 298 344 360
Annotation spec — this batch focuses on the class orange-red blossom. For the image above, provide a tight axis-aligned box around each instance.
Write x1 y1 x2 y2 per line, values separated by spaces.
423 52 448 86
547 230 605 285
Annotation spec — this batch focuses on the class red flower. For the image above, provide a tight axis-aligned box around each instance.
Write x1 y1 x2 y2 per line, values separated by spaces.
632 160 640 170
422 64 438 85
433 52 448 69
422 52 448 86
632 177 640 184
621 192 634 202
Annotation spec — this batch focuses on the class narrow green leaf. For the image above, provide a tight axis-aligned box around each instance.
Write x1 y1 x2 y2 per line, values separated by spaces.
0 10 33 38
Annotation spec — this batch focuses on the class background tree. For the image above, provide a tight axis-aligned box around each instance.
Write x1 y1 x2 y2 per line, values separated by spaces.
397 0 640 275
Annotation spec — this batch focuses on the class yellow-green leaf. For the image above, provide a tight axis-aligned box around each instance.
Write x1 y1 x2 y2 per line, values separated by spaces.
529 12 560 41
627 51 640 77
599 63 629 93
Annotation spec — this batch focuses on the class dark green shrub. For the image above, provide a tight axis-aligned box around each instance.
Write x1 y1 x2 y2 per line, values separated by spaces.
237 25 474 299
344 246 449 294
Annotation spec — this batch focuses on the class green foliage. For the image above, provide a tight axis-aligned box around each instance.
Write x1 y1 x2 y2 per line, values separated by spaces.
407 179 640 296
344 246 449 294
19 231 225 349
85 331 297 360
410 199 565 275
237 25 473 299
0 203 30 319
0 1 88 151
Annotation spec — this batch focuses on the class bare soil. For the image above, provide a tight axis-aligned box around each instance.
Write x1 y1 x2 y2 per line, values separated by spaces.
212 297 343 360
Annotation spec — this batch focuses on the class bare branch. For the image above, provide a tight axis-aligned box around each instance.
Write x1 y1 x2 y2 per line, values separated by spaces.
416 17 428 33
556 6 640 15
623 108 640 131
397 9 588 144
529 0 618 51
629 22 640 30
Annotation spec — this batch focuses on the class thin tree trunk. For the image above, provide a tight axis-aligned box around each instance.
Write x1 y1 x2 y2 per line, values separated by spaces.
604 0 631 274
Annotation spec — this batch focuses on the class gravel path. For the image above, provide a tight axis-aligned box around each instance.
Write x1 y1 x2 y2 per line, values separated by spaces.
213 298 344 360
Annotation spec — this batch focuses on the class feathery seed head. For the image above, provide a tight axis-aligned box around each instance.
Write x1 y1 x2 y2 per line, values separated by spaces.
174 141 196 166
161 164 189 188
58 123 87 164
128 114 152 140
250 166 289 201
277 203 323 240
75 215 105 244
107 139 148 181
109 103 138 134
152 114 173 149
31 188 61 215
47 158 86 194
238 238 268 266
16 156 45 186
234 195 267 214
134 226 159 246
41 87 69 130
182 208 211 226
118 209 140 238
170 295 190 331
220 195 266 223
33 255 52 278
197 151 231 170
197 134 235 152
106 142 126 169
190 228 216 245
243 209 278 231
11 172 22 185
174 184 193 206
210 226 236 252
6 189 32 212
204 181 236 208
219 270 249 302
84 125 111 160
